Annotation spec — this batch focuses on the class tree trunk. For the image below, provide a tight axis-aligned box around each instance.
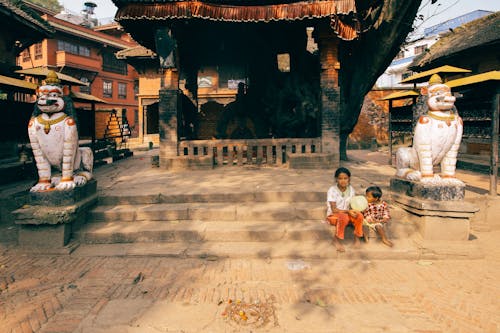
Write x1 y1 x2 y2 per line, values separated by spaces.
338 1 422 160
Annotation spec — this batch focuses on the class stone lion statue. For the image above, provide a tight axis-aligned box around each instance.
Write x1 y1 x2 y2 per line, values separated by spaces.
395 74 463 182
28 71 93 192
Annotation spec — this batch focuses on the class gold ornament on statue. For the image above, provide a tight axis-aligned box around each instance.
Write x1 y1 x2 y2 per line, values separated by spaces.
44 70 61 85
428 73 442 85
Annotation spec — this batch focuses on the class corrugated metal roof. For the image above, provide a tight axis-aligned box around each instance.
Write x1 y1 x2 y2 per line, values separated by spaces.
400 65 471 84
70 91 107 103
447 71 500 89
0 75 37 92
16 67 88 87
380 90 419 101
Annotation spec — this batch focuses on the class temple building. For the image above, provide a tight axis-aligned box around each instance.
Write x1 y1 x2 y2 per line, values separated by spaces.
112 0 364 169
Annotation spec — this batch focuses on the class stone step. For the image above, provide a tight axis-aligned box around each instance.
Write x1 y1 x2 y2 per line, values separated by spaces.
88 202 327 222
71 239 423 260
97 191 326 206
76 217 415 245
76 220 331 244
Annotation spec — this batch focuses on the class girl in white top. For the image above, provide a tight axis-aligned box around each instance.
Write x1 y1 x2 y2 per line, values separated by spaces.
326 167 364 252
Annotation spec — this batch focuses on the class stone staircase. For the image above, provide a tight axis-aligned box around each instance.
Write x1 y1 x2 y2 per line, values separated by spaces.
73 192 419 259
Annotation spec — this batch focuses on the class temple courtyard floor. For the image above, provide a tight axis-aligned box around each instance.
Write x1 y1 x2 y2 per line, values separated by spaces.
1 149 499 332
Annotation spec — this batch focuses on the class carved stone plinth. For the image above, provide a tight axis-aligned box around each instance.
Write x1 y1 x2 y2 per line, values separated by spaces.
13 180 98 252
391 189 478 241
390 177 465 201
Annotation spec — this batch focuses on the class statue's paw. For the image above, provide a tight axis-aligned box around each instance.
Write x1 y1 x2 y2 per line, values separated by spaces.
420 175 440 184
30 182 52 192
406 171 422 181
51 176 61 186
74 175 88 186
55 181 76 191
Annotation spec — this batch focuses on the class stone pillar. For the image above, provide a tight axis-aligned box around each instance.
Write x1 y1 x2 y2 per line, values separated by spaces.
315 25 340 168
159 84 179 169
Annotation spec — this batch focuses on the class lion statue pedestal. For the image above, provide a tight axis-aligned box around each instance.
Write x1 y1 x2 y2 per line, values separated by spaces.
13 71 97 252
390 74 478 244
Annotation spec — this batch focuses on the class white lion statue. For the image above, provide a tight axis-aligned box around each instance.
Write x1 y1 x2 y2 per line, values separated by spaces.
395 74 463 182
28 71 93 192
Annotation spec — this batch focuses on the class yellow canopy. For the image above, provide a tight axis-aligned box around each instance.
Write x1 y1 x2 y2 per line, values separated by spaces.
400 65 471 84
380 90 419 101
15 67 88 86
447 71 500 89
0 75 37 92
70 91 106 104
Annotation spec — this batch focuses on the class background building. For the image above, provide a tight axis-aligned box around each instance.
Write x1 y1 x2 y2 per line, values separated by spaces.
375 10 493 89
17 2 140 146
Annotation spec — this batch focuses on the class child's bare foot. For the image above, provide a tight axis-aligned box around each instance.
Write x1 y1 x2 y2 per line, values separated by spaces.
333 237 345 252
382 238 394 247
353 237 361 249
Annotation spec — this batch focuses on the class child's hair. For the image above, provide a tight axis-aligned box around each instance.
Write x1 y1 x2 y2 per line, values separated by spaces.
334 167 351 178
366 185 383 199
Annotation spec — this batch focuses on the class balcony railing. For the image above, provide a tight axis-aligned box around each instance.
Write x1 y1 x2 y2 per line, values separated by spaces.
56 51 100 70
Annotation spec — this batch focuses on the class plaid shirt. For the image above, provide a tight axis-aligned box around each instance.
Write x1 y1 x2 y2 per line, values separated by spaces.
363 200 390 223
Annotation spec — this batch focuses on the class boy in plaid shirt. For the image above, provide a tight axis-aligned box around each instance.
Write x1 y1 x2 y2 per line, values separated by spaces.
363 186 393 247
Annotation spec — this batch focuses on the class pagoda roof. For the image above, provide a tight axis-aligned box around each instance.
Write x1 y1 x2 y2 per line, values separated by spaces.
114 0 358 41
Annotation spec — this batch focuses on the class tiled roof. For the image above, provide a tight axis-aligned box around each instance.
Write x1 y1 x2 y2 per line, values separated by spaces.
411 11 500 70
46 15 137 50
116 46 156 59
0 0 54 35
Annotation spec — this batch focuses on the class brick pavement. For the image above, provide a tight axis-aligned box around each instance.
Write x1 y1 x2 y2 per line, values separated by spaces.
1 232 499 333
2 149 500 332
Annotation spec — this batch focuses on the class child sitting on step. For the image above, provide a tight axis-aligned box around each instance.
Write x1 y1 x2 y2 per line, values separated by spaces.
363 185 393 247
326 167 364 252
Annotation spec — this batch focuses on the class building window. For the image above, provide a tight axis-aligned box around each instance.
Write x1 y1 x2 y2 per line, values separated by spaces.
133 79 139 100
414 44 427 55
102 51 128 75
34 43 43 60
57 40 90 57
21 48 30 62
79 46 90 57
80 77 91 94
394 50 405 60
118 82 127 99
103 80 113 98
402 71 414 80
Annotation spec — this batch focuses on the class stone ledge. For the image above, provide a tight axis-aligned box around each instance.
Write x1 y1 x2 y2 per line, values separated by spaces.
286 153 339 169
14 194 97 225
161 156 213 171
391 193 479 216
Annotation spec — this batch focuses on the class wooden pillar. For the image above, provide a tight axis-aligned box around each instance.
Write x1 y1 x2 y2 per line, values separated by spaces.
490 91 499 196
315 24 340 166
91 102 96 154
388 100 393 165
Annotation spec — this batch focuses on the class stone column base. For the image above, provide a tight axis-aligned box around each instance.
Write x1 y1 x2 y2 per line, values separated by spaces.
13 180 98 252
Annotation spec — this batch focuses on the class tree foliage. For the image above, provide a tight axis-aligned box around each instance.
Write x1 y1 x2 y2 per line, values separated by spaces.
338 0 423 159
24 0 61 12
